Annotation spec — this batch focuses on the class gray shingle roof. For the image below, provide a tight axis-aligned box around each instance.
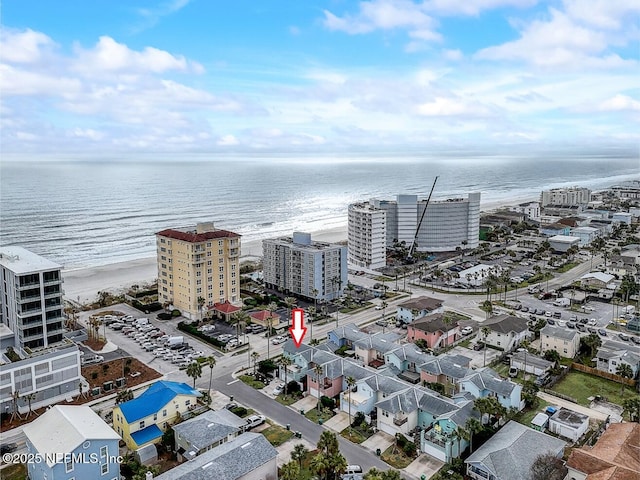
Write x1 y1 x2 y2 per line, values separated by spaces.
155 432 277 480
484 314 529 334
420 356 472 381
388 344 434 365
330 323 369 343
510 351 553 370
541 325 579 342
399 296 443 311
411 313 458 333
354 332 402 353
172 410 246 452
465 421 567 480
461 368 517 397
375 388 418 414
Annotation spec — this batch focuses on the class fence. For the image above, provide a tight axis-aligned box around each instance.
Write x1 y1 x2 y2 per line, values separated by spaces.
571 362 636 386
543 389 578 404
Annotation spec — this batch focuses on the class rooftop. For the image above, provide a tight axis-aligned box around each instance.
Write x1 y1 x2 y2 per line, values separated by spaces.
411 313 459 333
173 410 245 452
398 296 443 312
155 432 277 480
566 423 640 480
548 235 581 243
23 405 120 467
581 272 615 283
541 324 580 342
465 421 567 480
0 246 62 274
550 407 588 429
461 367 518 397
484 314 529 334
157 228 240 243
118 381 201 423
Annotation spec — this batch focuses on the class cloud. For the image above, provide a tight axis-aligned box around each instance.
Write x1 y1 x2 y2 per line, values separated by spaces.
416 97 491 116
132 0 191 33
597 94 640 112
0 28 56 63
426 0 537 16
563 0 640 30
216 134 240 146
505 91 550 103
73 36 203 74
442 49 463 61
322 0 441 46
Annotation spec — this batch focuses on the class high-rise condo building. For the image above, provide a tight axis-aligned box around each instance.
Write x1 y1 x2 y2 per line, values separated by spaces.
0 246 65 349
262 232 347 301
156 222 241 320
541 187 592 207
347 193 480 262
0 246 83 415
348 202 387 269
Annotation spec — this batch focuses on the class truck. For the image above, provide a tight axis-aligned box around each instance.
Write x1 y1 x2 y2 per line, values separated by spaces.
553 298 570 307
165 335 184 347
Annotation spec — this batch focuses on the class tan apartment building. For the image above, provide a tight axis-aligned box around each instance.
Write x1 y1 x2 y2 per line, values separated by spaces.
156 222 241 320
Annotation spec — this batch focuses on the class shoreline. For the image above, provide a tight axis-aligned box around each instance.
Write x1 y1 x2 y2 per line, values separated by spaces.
62 198 530 304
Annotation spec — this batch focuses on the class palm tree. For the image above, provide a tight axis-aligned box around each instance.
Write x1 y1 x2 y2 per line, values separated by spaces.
231 310 250 344
481 326 491 367
284 295 296 317
623 397 640 422
454 425 469 458
279 356 292 397
24 392 37 419
291 443 309 471
465 417 483 453
251 351 260 374
380 300 388 325
186 361 203 388
280 461 300 480
306 306 316 342
314 364 324 411
266 302 278 360
197 296 206 321
10 390 22 422
206 356 216 395
115 389 134 404
473 397 491 425
616 363 633 395
310 453 329 480
346 376 356 431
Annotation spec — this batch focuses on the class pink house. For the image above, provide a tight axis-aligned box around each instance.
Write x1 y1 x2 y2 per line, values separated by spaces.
307 360 344 399
407 313 459 349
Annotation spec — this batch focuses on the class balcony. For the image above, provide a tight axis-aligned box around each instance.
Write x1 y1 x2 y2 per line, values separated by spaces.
20 331 44 342
393 416 408 427
45 303 62 312
43 278 62 287
46 314 64 324
19 294 42 303
46 326 65 336
18 306 43 317
16 281 40 290
422 426 448 449
44 290 61 299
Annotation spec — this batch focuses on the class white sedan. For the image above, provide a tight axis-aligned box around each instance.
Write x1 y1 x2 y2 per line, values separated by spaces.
271 335 287 345
461 326 474 335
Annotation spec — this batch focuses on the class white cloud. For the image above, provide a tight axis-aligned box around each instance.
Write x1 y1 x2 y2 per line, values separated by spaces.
132 0 192 33
216 134 240 146
0 28 55 63
426 0 537 16
563 0 640 30
69 128 104 140
73 36 203 74
597 94 640 112
442 49 463 61
0 64 82 96
416 97 490 116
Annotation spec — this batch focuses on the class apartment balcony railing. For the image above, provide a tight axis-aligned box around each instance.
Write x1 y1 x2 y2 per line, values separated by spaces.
18 307 43 317
43 278 62 287
46 326 65 337
19 294 42 303
20 331 44 342
45 303 62 312
423 427 448 449
16 281 40 290
19 319 43 329
44 291 61 300
46 315 64 324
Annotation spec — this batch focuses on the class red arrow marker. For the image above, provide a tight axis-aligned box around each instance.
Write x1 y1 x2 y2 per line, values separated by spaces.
289 308 307 348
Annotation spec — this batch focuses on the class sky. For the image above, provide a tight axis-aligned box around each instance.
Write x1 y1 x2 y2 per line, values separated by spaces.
1 0 639 155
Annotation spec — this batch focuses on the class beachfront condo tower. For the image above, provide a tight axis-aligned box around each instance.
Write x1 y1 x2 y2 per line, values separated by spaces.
347 192 481 267
0 246 65 349
348 202 387 269
156 222 241 320
262 232 347 302
0 246 84 415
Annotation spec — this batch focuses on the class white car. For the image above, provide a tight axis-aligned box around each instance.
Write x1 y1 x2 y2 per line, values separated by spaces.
588 318 598 326
461 326 473 335
271 336 287 345
374 305 384 310
273 385 284 396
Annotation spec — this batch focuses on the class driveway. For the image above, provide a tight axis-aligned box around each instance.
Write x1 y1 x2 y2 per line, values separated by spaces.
291 395 319 413
323 411 350 433
361 431 394 454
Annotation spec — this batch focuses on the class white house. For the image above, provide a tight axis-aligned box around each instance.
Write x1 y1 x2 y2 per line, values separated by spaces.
548 407 589 443
480 315 531 352
580 272 615 289
596 340 640 377
510 351 553 376
570 226 600 246
396 296 443 324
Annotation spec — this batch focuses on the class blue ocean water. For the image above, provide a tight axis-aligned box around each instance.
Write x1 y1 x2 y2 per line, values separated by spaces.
1 153 638 269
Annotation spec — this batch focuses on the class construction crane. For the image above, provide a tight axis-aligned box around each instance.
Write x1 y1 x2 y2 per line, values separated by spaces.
407 176 439 261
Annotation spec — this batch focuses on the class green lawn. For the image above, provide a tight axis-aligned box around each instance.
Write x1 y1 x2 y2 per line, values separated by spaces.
556 262 580 273
340 425 374 444
304 408 335 424
515 401 551 427
262 424 294 446
1 463 27 480
381 445 415 469
238 374 265 389
275 393 302 406
551 371 638 406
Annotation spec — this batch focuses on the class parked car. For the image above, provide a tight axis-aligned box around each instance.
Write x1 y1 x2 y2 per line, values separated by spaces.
534 372 551 387
374 305 384 310
461 326 473 335
82 355 104 365
576 324 586 332
546 318 556 325
245 414 266 429
631 336 640 345
597 329 607 337
588 318 598 326
521 306 529 312
618 333 630 341
273 385 284 396
587 327 597 334
473 342 484 351
567 322 576 329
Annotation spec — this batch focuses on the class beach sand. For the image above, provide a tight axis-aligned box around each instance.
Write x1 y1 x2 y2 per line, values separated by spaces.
62 197 531 304
63 225 348 304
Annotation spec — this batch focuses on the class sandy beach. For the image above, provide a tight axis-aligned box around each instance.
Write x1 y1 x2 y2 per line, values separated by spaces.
62 197 531 305
63 225 348 304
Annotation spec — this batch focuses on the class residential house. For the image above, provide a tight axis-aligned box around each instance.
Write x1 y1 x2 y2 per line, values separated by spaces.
510 351 553 376
481 315 531 352
548 235 581 253
570 226 601 246
407 313 460 349
580 272 615 289
155 432 278 480
420 354 472 395
280 340 315 383
459 367 524 411
173 409 246 461
540 325 581 359
421 400 480 462
385 344 434 384
339 371 412 421
24 405 121 480
465 421 567 480
113 381 202 450
327 322 369 349
353 332 401 368
548 407 589 443
396 296 443 324
612 212 633 225
596 340 640 377
540 223 572 237
565 423 640 480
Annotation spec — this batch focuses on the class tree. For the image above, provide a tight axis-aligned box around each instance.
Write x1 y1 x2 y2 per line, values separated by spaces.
543 349 561 366
615 363 634 394
306 305 316 341
10 390 22 422
580 333 602 359
24 392 36 419
280 460 300 480
279 356 292 397
206 356 216 396
529 453 567 480
473 397 491 425
115 389 134 404
346 376 356 431
231 310 250 343
465 417 483 453
186 361 203 388
481 326 491 367
522 381 539 408
623 397 640 422
480 300 493 320
251 351 260 374
284 296 297 323
266 302 278 360
316 431 347 480
314 364 324 412
364 469 402 480
310 453 329 480
454 425 469 457
197 296 206 321
291 443 309 471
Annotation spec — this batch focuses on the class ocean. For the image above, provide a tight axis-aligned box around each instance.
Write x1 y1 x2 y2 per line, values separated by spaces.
1 153 638 269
